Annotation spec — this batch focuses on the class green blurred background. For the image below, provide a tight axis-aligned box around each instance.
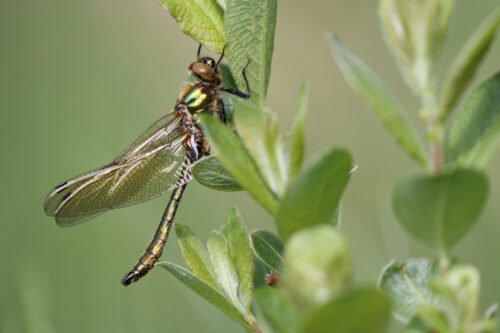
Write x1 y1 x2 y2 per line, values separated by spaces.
1 0 499 332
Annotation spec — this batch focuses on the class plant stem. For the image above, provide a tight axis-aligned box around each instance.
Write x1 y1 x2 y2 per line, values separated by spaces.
421 88 443 173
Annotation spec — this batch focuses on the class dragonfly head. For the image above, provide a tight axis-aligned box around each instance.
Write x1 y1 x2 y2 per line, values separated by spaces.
188 57 222 86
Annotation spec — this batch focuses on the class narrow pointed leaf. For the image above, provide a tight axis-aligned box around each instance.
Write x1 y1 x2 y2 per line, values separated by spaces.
250 230 284 273
233 100 287 196
207 231 241 307
300 287 391 333
192 157 242 191
159 0 226 53
392 169 489 251
252 287 300 333
328 35 427 167
379 258 439 324
440 7 500 119
276 148 352 241
221 208 255 304
289 81 311 179
225 0 277 106
199 114 279 215
444 73 500 168
175 224 217 288
158 262 254 331
378 0 454 92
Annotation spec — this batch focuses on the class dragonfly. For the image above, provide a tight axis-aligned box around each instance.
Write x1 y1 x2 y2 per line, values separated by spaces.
44 45 250 286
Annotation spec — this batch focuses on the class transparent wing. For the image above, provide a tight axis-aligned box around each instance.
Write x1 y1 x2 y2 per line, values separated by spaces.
44 112 191 227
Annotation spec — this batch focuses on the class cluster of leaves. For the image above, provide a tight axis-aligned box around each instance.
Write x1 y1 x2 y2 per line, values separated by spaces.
328 0 500 332
157 0 393 332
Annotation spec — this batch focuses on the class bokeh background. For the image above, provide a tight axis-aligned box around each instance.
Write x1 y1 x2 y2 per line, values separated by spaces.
2 0 499 332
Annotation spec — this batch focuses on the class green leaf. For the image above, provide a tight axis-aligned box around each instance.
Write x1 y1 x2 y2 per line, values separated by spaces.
159 0 226 53
215 0 225 11
233 100 287 196
289 81 310 179
175 224 217 288
221 208 255 306
207 231 241 307
284 225 351 305
432 265 480 326
417 306 450 333
327 35 427 167
220 63 238 90
392 169 489 251
329 202 342 228
192 156 242 191
199 114 279 215
444 73 500 168
253 256 271 289
300 287 391 333
378 258 440 324
225 0 277 106
219 63 238 120
276 148 352 241
252 287 301 333
158 262 254 331
378 0 454 92
250 230 284 273
440 7 500 120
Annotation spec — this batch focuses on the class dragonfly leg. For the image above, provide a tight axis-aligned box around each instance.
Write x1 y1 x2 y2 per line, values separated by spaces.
220 57 251 99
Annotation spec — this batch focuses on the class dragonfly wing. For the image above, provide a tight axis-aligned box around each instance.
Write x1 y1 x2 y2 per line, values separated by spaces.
44 112 189 226
117 144 191 208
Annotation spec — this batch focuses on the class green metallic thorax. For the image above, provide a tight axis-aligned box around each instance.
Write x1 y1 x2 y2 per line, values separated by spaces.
179 83 216 115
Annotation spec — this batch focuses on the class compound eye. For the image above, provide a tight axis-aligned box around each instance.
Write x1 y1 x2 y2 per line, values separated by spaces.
192 62 212 76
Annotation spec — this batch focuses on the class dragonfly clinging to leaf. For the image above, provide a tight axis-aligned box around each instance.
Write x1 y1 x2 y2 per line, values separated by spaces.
44 45 250 286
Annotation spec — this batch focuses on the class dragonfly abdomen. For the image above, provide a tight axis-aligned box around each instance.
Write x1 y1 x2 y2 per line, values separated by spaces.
121 169 188 286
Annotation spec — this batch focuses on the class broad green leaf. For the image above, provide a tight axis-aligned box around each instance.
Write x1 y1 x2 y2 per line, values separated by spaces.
378 258 439 323
252 287 300 333
159 262 254 331
175 224 217 288
276 148 352 241
215 0 225 11
329 202 342 228
444 73 500 168
392 169 489 251
300 287 391 333
192 156 242 191
233 100 287 196
250 230 284 273
221 208 255 305
199 114 279 215
225 0 277 106
289 81 310 179
378 0 454 92
327 35 427 167
159 0 226 53
284 225 351 305
207 231 241 308
440 7 500 120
